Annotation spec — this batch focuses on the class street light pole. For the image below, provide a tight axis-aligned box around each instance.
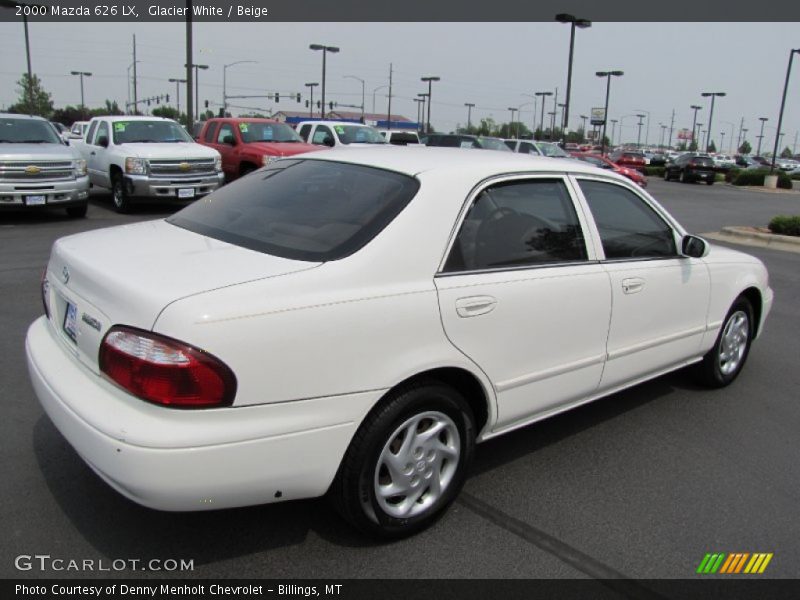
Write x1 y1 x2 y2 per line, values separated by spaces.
70 71 92 111
522 94 538 137
701 91 726 152
372 85 388 114
168 78 186 114
343 75 365 123
421 76 440 134
555 13 591 134
596 70 623 156
223 60 257 116
305 82 319 118
464 102 475 131
508 107 518 138
689 104 702 150
770 49 800 172
757 117 768 156
417 93 428 133
635 114 645 147
534 91 552 139
185 63 209 120
610 119 618 146
309 44 340 120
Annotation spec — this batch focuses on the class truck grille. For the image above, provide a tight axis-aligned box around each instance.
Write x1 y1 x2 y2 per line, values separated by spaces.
0 161 74 181
149 159 216 178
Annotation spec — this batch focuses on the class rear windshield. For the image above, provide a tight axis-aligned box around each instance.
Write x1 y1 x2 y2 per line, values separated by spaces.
0 118 62 144
690 157 714 167
238 121 302 143
386 132 419 145
167 159 420 262
538 143 569 158
475 137 513 152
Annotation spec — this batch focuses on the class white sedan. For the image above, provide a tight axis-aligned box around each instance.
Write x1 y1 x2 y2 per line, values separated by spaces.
26 147 772 538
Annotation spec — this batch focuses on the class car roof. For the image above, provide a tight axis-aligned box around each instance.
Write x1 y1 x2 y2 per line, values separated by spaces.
298 145 620 180
210 117 280 123
0 112 47 121
88 115 175 122
295 120 374 127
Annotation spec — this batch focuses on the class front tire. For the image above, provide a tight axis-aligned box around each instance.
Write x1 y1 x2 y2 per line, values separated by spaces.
694 297 754 388
111 173 131 213
680 170 688 183
331 381 476 538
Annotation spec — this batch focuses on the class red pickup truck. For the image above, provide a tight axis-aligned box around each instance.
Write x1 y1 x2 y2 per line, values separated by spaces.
196 117 319 181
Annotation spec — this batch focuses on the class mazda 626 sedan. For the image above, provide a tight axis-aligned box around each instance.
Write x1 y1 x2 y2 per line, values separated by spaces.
27 147 772 538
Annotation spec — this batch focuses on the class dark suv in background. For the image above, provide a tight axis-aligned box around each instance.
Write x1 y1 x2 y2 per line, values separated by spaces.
663 153 716 185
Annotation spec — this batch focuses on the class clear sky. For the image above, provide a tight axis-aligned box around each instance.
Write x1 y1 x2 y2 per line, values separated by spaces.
1 21 798 153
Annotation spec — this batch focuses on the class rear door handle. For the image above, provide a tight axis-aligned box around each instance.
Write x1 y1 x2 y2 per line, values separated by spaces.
90 151 96 156
455 296 497 317
622 277 645 294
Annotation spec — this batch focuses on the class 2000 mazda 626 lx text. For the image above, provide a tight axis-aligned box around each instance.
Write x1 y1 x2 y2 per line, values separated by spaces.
26 146 773 537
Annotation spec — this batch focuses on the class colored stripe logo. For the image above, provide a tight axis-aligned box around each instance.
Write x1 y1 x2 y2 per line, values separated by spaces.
696 553 773 574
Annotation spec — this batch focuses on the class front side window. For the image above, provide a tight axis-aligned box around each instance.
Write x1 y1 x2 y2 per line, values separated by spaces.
443 179 588 272
94 121 109 145
578 179 677 259
238 122 302 143
86 121 98 144
216 124 234 144
312 126 334 145
167 159 420 262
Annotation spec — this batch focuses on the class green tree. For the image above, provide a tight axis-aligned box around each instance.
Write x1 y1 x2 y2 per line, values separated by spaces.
707 140 717 153
152 106 182 121
8 73 54 118
677 141 688 151
476 117 497 137
780 146 793 158
738 140 752 154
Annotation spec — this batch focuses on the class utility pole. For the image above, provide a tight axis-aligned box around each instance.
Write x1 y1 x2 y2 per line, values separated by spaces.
464 103 475 131
132 34 138 115
690 104 702 149
305 82 318 118
668 109 675 150
387 63 393 130
185 1 193 128
736 117 745 151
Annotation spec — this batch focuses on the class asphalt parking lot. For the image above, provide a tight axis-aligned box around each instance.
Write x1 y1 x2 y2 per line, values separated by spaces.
1 179 799 582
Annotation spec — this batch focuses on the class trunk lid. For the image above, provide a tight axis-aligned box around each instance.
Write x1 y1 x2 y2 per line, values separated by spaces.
45 219 320 372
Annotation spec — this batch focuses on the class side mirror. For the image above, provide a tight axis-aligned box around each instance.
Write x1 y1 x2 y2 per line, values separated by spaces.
323 136 335 147
223 134 236 145
97 135 109 148
681 235 709 258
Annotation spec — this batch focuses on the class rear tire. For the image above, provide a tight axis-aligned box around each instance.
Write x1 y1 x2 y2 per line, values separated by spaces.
680 170 688 183
706 179 714 186
330 381 475 539
111 173 131 213
694 297 754 388
65 203 87 218
663 169 670 181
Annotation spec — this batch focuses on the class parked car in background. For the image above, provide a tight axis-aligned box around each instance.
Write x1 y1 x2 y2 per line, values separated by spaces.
380 130 421 145
503 139 541 155
0 113 89 217
713 154 736 170
608 150 647 172
27 147 772 539
197 118 319 181
663 153 717 184
423 134 512 152
570 152 648 187
645 152 667 167
69 121 89 141
534 141 572 158
72 115 223 212
50 121 70 143
296 121 387 147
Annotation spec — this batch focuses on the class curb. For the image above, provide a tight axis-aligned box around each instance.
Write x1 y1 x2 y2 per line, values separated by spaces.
721 183 800 195
703 226 800 254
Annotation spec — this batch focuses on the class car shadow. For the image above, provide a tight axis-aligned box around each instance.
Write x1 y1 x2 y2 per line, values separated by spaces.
88 192 192 217
32 367 706 564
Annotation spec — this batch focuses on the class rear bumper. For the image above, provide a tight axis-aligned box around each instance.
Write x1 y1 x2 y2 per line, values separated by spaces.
26 316 378 511
124 172 224 200
0 176 89 208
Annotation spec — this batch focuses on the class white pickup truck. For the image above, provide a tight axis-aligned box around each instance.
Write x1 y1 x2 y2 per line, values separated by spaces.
74 116 224 212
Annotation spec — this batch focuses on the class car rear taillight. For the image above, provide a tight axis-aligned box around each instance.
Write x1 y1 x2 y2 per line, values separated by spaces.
99 326 236 408
41 269 50 319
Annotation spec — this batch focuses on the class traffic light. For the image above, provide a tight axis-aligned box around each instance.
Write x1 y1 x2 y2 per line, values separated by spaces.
166 94 170 103
155 97 159 104
204 100 209 108
316 100 320 108
329 101 333 110
305 100 309 108
274 93 279 103
296 93 301 103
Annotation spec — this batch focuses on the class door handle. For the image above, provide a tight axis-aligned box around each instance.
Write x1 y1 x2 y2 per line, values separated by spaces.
90 151 96 156
455 296 497 318
622 277 645 294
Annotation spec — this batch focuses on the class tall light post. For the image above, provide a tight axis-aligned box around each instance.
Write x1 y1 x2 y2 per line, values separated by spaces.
420 76 440 134
309 44 340 120
522 93 538 136
720 131 726 153
720 120 736 153
305 82 318 118
185 63 209 119
223 60 256 116
580 114 588 140
508 107 518 138
70 71 92 110
635 113 646 147
168 78 186 114
464 102 475 131
634 108 651 147
756 117 769 156
555 13 591 134
770 49 800 172
610 119 618 146
700 91 726 152
414 98 425 131
417 93 428 133
534 91 553 139
596 70 623 156
343 75 365 122
690 104 702 150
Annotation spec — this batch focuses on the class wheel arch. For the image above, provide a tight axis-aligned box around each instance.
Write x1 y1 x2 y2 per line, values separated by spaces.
740 286 763 337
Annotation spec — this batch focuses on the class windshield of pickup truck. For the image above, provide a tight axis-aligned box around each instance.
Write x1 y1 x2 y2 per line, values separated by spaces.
238 122 303 143
0 118 62 144
112 120 193 144
335 125 387 145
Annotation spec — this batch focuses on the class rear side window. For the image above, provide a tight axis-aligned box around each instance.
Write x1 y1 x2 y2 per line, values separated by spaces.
204 122 219 143
298 124 312 141
578 180 676 259
167 159 420 262
691 157 714 167
444 179 588 272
